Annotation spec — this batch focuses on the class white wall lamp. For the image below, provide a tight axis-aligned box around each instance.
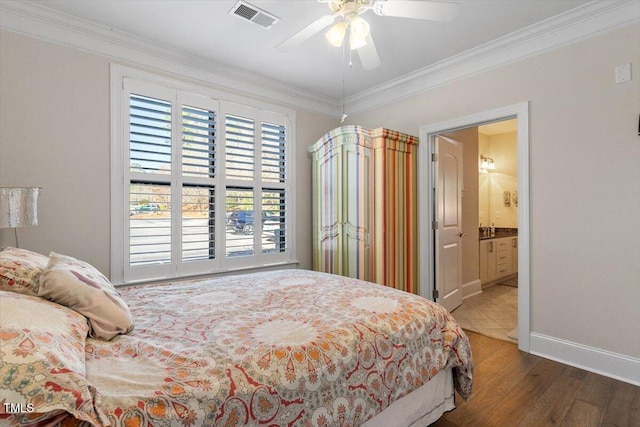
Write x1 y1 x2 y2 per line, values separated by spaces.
479 155 496 173
0 187 41 248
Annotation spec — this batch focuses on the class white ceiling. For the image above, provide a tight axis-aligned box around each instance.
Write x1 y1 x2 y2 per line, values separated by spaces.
25 0 592 100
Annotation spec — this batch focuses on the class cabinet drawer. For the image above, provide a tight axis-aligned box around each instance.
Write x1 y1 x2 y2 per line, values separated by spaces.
497 252 512 263
497 262 512 276
496 240 510 251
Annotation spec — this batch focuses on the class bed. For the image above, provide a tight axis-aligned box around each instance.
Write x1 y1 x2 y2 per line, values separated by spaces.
0 247 473 426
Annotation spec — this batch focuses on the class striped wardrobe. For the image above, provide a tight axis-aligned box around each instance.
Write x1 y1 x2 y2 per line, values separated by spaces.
309 126 419 295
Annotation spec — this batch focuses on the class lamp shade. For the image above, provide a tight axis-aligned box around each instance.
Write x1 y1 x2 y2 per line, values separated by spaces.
349 15 370 39
479 155 496 171
326 21 347 47
0 187 40 228
349 33 367 50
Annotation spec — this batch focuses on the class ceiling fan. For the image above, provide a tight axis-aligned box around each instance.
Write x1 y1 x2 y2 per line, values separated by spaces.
276 0 460 70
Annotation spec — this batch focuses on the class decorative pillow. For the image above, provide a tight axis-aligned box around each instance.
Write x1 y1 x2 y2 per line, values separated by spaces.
0 246 49 296
0 291 108 426
38 252 134 340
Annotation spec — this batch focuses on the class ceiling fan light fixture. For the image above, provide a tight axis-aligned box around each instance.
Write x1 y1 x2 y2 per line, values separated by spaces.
277 0 461 69
350 33 367 50
325 21 347 47
349 15 370 39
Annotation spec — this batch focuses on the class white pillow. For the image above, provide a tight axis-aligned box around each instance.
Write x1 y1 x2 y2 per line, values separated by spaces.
38 252 134 340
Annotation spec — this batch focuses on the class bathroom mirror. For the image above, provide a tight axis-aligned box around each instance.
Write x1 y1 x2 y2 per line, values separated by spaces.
478 121 518 229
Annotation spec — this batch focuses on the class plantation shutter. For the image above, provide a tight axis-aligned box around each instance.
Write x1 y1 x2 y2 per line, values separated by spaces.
128 93 172 267
260 121 287 254
225 114 255 181
115 75 293 284
261 121 286 183
182 105 216 178
129 94 172 175
124 84 221 281
181 103 217 263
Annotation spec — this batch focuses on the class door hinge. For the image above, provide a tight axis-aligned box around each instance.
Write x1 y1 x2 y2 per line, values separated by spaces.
433 289 439 299
432 220 439 230
432 153 438 162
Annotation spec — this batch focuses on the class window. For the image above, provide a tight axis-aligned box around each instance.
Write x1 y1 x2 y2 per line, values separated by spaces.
112 71 295 284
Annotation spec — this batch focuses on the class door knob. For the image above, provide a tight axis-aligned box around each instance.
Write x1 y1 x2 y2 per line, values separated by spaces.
458 232 465 237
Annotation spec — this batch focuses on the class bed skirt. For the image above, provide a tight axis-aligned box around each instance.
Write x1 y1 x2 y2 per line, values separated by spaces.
362 368 455 427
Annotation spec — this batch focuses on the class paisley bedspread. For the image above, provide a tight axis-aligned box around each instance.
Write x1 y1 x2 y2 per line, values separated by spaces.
83 269 473 426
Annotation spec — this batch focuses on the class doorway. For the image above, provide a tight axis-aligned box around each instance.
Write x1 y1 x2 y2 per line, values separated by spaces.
417 102 530 352
448 119 518 343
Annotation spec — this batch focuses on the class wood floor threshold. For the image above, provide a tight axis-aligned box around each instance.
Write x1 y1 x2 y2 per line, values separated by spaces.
431 331 640 427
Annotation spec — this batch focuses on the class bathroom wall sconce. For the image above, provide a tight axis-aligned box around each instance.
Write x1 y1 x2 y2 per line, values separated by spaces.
479 155 496 173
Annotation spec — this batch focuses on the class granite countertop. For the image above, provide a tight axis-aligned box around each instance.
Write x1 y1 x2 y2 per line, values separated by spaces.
479 227 518 240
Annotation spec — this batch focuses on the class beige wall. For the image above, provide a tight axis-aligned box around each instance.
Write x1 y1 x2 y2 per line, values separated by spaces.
347 24 640 358
0 31 111 271
0 30 338 274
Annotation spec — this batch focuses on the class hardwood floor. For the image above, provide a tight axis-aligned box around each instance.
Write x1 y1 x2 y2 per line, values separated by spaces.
432 331 640 427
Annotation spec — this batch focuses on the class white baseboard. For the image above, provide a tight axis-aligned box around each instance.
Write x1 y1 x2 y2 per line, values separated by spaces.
462 279 482 299
529 332 640 386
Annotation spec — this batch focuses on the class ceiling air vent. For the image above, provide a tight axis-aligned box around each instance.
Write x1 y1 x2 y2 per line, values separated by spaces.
229 1 279 30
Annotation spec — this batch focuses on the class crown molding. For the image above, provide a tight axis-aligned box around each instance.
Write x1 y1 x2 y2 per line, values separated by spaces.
0 0 340 116
346 0 640 114
1 1 638 118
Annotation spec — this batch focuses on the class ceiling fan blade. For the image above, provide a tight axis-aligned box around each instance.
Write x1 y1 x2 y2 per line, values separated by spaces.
276 14 335 52
357 34 381 70
373 1 460 22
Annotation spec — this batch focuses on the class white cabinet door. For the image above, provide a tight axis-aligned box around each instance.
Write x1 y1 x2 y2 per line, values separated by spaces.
479 240 497 283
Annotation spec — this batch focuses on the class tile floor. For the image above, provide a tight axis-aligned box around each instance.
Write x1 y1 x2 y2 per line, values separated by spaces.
450 283 518 343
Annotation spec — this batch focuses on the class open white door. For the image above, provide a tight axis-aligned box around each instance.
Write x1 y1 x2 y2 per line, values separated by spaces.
434 136 463 312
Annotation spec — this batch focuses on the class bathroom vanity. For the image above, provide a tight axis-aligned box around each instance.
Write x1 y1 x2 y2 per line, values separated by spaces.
479 228 518 286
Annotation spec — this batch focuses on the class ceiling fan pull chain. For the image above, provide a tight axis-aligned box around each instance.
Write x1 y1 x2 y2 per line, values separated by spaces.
341 39 348 122
347 32 353 68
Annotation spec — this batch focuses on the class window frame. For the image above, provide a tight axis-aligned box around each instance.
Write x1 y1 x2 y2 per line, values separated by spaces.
110 64 297 285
